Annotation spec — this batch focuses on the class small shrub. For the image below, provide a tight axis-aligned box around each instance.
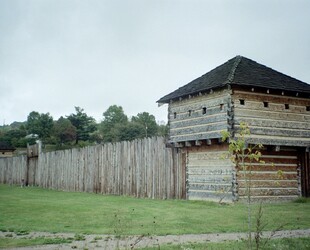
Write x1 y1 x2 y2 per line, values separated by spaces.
293 197 309 203
74 234 86 241
15 230 29 236
43 237 73 245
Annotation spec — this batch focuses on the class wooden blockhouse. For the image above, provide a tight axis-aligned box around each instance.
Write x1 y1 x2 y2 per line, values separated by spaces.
0 142 15 158
158 56 310 202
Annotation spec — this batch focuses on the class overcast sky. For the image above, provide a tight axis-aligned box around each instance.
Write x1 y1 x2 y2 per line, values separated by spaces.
1 0 310 125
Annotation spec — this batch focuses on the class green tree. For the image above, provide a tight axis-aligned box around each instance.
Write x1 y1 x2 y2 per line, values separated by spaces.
0 126 34 148
157 124 168 137
131 112 158 138
67 107 97 144
222 122 264 249
26 111 54 143
102 105 128 126
100 105 128 142
118 122 144 141
52 117 77 145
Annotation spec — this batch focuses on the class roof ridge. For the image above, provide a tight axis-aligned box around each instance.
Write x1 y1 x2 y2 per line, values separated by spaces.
227 55 242 84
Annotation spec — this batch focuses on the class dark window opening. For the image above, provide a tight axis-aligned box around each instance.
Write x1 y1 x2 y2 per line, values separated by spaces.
239 99 245 105
202 107 207 114
263 102 269 108
285 104 289 110
173 112 177 119
306 106 310 111
220 104 224 110
188 110 192 116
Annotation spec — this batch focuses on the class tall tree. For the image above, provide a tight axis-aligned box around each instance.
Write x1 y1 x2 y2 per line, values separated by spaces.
157 123 168 137
131 112 158 138
118 122 144 141
52 117 77 145
67 107 97 144
0 128 27 147
100 105 128 142
26 111 54 143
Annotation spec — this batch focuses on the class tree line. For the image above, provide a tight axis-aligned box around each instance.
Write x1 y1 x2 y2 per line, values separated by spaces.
0 105 168 149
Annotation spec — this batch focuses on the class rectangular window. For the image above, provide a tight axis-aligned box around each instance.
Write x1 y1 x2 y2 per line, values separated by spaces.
173 112 177 119
239 99 245 105
263 102 269 108
220 104 224 110
285 104 289 110
306 106 310 111
188 110 192 116
202 107 207 114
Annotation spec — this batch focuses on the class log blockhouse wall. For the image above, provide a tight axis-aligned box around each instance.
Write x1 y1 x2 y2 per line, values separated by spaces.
237 148 301 201
231 89 310 200
168 89 231 143
0 137 186 200
232 90 310 146
166 87 310 201
186 144 235 202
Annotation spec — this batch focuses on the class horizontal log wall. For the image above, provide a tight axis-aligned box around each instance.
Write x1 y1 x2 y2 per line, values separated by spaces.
168 89 231 142
237 149 300 202
186 144 235 202
0 137 185 200
232 90 310 146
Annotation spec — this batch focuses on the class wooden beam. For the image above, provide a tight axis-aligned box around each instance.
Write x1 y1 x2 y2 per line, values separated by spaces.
174 142 184 148
185 141 192 147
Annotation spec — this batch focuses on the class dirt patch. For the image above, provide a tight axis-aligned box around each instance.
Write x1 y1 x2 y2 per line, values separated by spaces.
1 229 310 249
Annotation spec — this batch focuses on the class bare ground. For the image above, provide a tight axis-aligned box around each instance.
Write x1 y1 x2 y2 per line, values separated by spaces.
1 229 310 250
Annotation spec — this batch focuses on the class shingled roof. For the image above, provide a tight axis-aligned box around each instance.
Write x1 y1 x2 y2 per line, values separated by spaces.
0 141 15 151
157 56 310 103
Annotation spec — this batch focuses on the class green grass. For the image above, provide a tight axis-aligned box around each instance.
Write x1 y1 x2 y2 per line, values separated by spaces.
0 184 309 235
0 237 72 249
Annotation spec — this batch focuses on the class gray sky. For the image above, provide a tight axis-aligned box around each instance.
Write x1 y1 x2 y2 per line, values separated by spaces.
1 0 310 125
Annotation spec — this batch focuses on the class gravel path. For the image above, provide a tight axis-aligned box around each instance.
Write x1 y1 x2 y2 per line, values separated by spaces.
1 229 310 250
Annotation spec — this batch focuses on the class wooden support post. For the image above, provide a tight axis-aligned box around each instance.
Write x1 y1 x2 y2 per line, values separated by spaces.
195 140 202 146
275 145 281 152
206 139 212 146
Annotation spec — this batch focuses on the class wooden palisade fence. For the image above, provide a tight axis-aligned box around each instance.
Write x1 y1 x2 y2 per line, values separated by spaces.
0 137 186 199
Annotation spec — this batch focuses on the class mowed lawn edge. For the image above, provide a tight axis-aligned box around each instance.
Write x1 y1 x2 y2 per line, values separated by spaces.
0 185 309 235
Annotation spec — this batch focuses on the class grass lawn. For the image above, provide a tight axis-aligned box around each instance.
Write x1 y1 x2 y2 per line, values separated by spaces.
0 184 309 236
0 237 72 249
